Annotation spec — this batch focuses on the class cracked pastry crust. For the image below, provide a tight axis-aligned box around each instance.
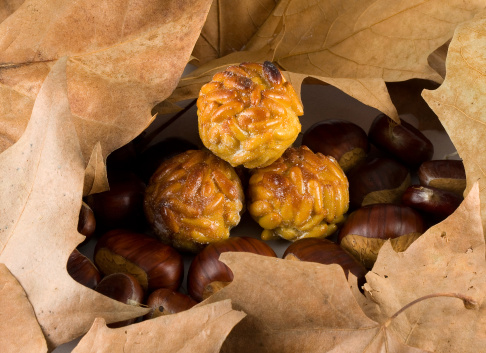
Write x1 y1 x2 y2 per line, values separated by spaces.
248 146 349 242
144 150 244 253
197 61 304 169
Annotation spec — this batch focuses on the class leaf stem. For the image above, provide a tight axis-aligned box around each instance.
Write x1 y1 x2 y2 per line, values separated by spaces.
385 292 478 327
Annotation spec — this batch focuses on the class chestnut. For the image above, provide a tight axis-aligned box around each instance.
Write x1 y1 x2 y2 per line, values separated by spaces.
187 236 277 302
402 185 463 221
136 137 198 183
418 160 466 196
283 238 367 282
368 114 434 168
95 272 144 327
144 288 197 320
67 249 101 289
85 171 146 231
338 204 426 268
94 230 183 292
302 119 369 172
77 202 96 239
347 157 410 209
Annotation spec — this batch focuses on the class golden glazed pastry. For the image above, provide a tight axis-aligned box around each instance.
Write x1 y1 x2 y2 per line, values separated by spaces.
248 146 349 241
197 61 304 169
144 150 244 253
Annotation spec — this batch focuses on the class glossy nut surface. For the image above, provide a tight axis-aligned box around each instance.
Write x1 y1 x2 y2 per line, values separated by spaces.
144 149 244 253
77 202 96 239
368 114 434 168
302 119 369 172
95 272 144 328
67 249 101 289
94 230 183 291
338 204 426 268
144 288 197 320
283 238 367 281
85 171 146 231
248 146 349 241
418 160 466 196
402 185 463 220
187 236 277 302
347 157 410 209
198 61 303 168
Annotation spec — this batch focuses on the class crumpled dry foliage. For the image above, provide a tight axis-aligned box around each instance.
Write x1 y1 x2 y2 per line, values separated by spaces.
192 0 278 64
0 0 212 194
0 58 148 351
0 263 47 353
72 300 245 353
202 252 430 352
1 1 486 353
423 10 486 239
363 182 486 353
169 0 485 122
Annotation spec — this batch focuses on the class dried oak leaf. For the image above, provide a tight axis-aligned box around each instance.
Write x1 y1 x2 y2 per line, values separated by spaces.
363 182 486 353
201 252 430 352
0 0 23 23
0 263 47 353
0 58 148 351
72 300 245 353
170 0 485 121
0 0 212 194
422 10 486 237
192 0 278 65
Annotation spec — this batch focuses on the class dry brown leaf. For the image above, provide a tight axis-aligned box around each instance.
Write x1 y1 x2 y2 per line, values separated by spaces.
173 0 484 122
0 0 212 194
72 300 245 353
192 0 278 65
386 79 443 131
363 182 486 352
0 58 149 351
0 0 23 23
0 263 47 353
422 10 486 237
201 252 430 352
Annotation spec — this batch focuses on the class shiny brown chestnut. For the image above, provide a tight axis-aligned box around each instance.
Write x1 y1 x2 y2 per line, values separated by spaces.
283 238 367 282
94 230 183 292
402 185 463 221
67 249 101 289
144 288 197 320
302 119 369 172
347 157 410 210
85 171 146 231
368 114 434 168
187 236 277 302
418 160 466 196
78 202 96 239
338 204 426 268
95 272 144 328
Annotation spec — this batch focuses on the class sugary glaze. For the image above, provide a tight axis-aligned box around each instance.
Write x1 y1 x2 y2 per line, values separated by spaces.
197 61 304 169
144 150 244 252
248 146 349 241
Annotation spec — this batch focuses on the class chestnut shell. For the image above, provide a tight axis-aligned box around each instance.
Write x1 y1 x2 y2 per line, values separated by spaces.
67 249 101 290
368 114 433 168
302 119 369 172
338 203 426 242
187 236 277 302
94 230 184 291
347 157 410 209
283 238 367 281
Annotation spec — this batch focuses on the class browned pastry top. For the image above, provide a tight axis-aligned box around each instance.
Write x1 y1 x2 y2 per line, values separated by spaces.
197 61 303 169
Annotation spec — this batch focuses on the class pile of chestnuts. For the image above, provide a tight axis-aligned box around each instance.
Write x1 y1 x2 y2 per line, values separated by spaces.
67 109 465 326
